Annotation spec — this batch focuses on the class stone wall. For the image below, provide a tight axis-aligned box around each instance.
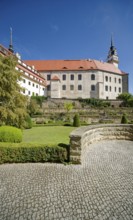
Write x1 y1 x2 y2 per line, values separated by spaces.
69 124 133 164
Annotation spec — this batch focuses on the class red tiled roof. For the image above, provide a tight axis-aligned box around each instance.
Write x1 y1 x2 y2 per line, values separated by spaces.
93 60 122 74
51 75 60 81
25 59 123 74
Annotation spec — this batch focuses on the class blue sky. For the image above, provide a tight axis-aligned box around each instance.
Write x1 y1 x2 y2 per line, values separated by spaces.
0 0 133 94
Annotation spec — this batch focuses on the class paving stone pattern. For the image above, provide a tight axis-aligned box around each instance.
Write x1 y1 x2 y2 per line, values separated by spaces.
0 140 133 220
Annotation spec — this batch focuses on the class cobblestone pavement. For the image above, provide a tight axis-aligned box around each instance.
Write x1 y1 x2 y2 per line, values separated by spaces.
0 140 133 220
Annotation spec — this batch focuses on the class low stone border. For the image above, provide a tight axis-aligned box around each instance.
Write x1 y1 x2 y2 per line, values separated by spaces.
69 124 133 164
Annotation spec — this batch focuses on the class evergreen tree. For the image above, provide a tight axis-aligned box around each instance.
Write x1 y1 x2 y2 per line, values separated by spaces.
73 114 80 127
121 114 128 124
0 54 28 128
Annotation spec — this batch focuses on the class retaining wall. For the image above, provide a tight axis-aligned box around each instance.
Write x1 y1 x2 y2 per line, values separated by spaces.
69 124 133 164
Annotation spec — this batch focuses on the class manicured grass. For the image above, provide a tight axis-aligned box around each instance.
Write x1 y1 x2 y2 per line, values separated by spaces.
23 126 75 145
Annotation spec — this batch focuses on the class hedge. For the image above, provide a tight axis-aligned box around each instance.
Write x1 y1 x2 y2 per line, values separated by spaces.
0 143 66 164
0 126 22 143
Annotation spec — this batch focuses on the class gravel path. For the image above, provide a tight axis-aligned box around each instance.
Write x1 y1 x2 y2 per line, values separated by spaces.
0 140 133 220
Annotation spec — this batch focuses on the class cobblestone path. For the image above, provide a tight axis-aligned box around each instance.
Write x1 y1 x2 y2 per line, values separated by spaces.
0 140 133 220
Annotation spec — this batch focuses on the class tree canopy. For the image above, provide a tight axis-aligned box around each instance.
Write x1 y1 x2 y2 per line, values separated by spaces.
0 54 28 128
117 92 133 107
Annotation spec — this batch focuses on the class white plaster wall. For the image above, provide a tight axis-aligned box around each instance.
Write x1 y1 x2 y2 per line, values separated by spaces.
41 70 123 100
19 78 45 96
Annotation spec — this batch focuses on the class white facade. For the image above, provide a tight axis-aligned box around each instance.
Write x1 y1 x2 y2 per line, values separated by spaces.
0 44 46 97
43 70 123 100
16 60 46 97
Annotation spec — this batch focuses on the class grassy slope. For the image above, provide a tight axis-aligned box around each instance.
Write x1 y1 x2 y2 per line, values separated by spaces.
23 126 75 145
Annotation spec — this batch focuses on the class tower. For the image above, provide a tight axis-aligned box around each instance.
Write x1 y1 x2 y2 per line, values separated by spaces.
8 27 14 53
107 35 119 67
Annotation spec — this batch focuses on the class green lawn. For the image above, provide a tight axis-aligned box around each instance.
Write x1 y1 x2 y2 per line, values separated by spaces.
23 126 75 145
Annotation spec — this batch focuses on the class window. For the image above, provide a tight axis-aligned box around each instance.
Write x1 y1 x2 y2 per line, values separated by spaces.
105 86 108 91
114 78 117 83
119 87 121 93
62 85 66 90
28 91 31 95
119 78 121 84
36 85 38 88
32 83 35 87
110 86 112 92
115 87 117 92
47 75 51 80
78 85 82 90
109 77 111 82
62 75 66 80
70 74 74 80
36 93 38 96
78 74 82 80
91 85 95 91
91 74 95 80
32 92 34 96
70 85 74 90
47 85 51 91
105 76 108 82
23 89 25 94
23 79 26 83
28 81 31 85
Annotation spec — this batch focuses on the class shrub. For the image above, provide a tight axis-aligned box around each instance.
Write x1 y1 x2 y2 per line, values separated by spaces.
73 114 80 127
121 114 128 124
24 115 33 129
0 143 66 164
0 126 22 143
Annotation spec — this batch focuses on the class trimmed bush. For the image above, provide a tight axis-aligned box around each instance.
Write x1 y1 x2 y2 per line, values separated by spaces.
0 143 66 164
73 114 80 127
121 114 128 124
0 126 22 143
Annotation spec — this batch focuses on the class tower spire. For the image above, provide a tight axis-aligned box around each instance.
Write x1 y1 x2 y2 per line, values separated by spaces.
9 27 14 53
111 33 113 48
107 35 119 67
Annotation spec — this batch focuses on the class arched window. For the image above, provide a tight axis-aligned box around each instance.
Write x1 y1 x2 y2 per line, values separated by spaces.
78 85 82 90
119 78 121 84
91 74 95 80
119 87 121 93
70 74 74 80
91 85 95 91
105 76 108 82
62 85 66 90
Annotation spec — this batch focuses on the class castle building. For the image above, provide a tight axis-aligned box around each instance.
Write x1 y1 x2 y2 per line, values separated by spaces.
0 31 128 100
0 31 46 97
25 39 128 100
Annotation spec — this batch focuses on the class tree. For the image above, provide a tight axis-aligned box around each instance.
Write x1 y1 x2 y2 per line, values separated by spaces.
0 54 28 128
121 114 128 124
27 98 39 116
64 102 73 113
31 95 47 107
117 93 133 107
73 114 80 127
